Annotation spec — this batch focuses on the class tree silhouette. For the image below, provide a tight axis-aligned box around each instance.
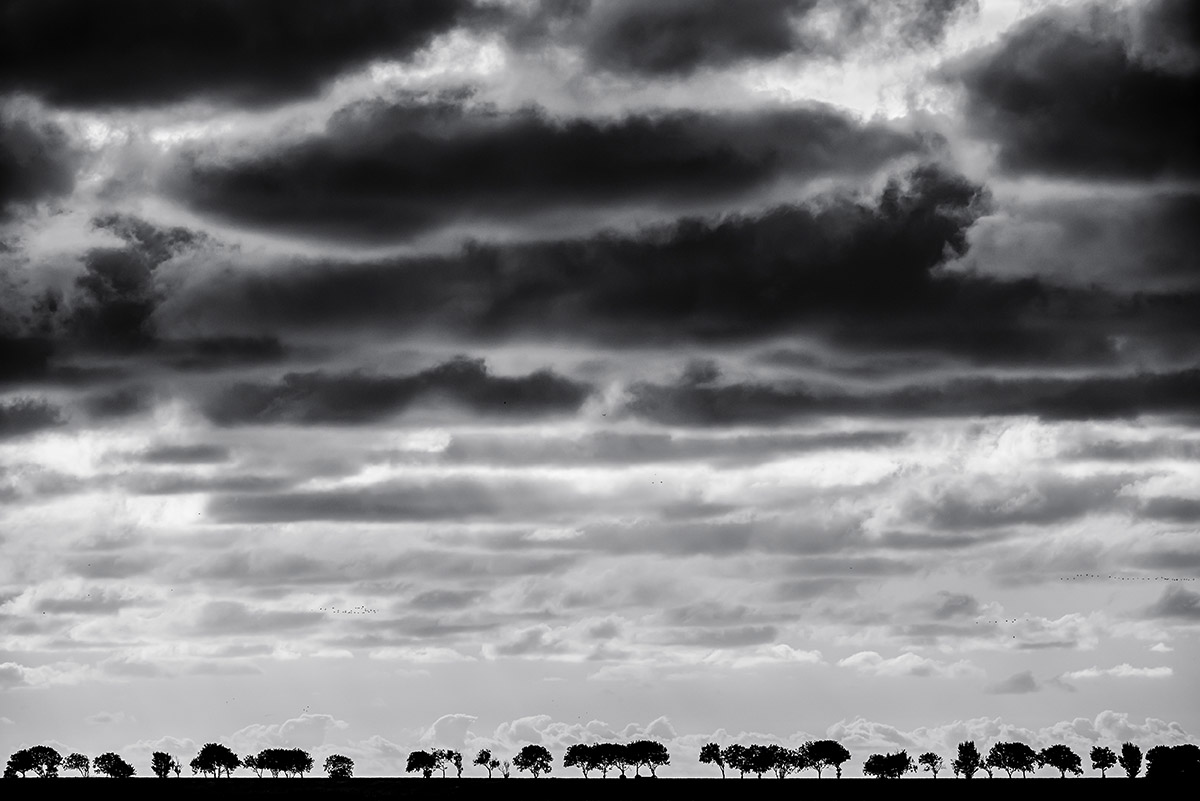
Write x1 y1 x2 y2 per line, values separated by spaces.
65 752 90 777
987 742 1038 778
406 750 437 779
250 748 312 778
12 746 62 778
591 742 622 778
564 743 596 777
191 743 239 778
93 752 135 779
745 744 774 778
722 744 748 778
431 749 462 778
1118 742 1142 778
323 754 353 779
766 744 805 778
242 754 264 778
1146 744 1200 779
151 751 181 779
1038 744 1082 778
952 741 981 778
627 740 670 777
918 752 944 777
805 740 851 778
863 750 915 779
699 743 725 778
500 760 510 779
474 748 498 778
1090 746 1117 778
513 744 552 778
6 749 35 778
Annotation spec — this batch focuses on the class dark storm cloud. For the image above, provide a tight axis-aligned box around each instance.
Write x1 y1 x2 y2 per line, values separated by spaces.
82 385 156 419
930 591 980 620
208 479 506 523
1139 496 1200 523
624 368 1200 426
0 0 478 107
137 444 231 464
915 473 1131 531
168 92 923 243
948 0 1199 178
0 105 77 218
173 165 1010 350
124 472 293 496
432 429 906 467
1144 586 1200 620
0 397 64 438
519 0 976 77
203 357 590 426
660 625 779 649
186 548 577 586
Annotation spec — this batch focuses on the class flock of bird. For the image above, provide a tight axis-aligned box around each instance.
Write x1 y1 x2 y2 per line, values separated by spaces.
318 605 379 615
1058 573 1195 582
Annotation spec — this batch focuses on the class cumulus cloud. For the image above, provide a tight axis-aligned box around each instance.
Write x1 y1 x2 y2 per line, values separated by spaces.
836 650 979 679
1060 664 1174 681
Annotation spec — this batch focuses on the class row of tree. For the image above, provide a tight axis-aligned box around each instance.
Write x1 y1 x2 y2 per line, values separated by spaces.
695 740 1199 779
8 739 1198 779
4 743 354 779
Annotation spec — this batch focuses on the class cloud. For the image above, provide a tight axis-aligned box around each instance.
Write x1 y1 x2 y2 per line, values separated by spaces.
836 650 979 678
0 103 77 218
518 0 977 78
193 600 324 635
930 591 980 620
947 0 1199 179
85 710 135 725
135 444 231 464
169 92 921 243
1145 586 1200 620
423 713 477 751
1060 664 1173 681
0 398 64 438
986 670 1040 694
0 0 478 107
230 713 349 753
203 357 590 426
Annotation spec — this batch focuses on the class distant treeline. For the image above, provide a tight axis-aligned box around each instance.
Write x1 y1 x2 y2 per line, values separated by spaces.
5 739 1199 779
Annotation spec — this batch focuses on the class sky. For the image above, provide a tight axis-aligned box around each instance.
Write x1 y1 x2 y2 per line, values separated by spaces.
1 0 1199 779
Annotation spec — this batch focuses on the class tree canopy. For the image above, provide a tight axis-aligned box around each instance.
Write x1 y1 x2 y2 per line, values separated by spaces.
1090 745 1117 778
1119 742 1143 778
1038 744 1082 778
952 741 981 778
513 744 553 778
323 754 354 779
65 752 91 778
191 743 239 778
93 752 135 779
406 750 437 778
862 750 915 779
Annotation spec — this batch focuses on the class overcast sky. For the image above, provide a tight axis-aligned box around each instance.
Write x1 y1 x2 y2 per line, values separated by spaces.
1 0 1198 778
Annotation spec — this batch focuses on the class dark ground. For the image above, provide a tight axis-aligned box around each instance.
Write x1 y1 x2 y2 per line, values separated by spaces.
0 777 1150 799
